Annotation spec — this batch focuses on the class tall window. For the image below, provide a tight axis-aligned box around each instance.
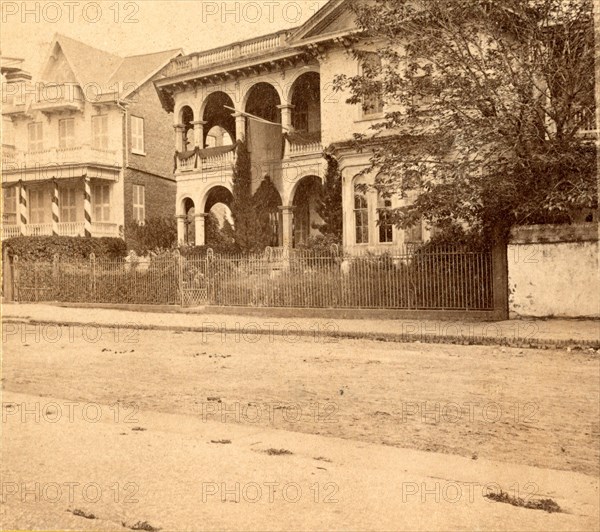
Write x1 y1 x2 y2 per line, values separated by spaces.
132 184 145 223
92 115 108 150
58 118 75 149
92 184 110 222
361 53 384 118
59 187 77 222
378 197 393 243
131 116 145 154
28 122 43 152
354 186 369 244
405 219 423 243
3 187 17 224
29 188 46 223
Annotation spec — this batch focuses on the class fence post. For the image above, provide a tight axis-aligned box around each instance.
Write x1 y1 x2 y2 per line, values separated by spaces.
492 242 509 320
52 253 59 298
176 250 184 307
3 248 14 302
89 253 96 301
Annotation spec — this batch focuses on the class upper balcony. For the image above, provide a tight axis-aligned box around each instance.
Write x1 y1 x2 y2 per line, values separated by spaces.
175 145 236 175
283 131 323 159
3 83 85 116
164 31 289 79
2 145 121 183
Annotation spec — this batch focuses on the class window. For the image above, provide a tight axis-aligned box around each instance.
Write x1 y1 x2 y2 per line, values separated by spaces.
361 53 384 118
131 115 145 154
378 197 394 243
132 184 145 223
354 186 369 244
29 188 46 224
3 187 17 224
59 187 77 222
92 115 108 150
58 118 75 149
92 184 111 222
28 122 43 152
405 219 423 243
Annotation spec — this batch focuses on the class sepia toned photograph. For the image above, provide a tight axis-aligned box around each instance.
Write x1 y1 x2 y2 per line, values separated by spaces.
1 0 599 530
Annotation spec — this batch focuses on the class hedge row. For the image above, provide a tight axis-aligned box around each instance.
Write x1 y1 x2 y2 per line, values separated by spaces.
3 236 128 261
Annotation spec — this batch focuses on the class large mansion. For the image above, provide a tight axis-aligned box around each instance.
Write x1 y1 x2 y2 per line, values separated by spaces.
154 0 426 253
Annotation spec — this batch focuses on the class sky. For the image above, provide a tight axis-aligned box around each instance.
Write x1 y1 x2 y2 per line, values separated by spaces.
1 0 330 77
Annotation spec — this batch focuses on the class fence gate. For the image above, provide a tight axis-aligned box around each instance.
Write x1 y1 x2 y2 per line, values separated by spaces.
180 254 210 307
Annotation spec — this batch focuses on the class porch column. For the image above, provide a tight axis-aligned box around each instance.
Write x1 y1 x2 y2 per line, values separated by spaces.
18 180 27 235
279 205 294 249
176 215 186 245
174 124 185 152
83 175 92 238
195 213 207 246
51 179 59 236
233 112 246 142
192 120 207 148
277 104 295 134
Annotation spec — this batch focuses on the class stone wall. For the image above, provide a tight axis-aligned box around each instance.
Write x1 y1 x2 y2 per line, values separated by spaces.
508 224 599 318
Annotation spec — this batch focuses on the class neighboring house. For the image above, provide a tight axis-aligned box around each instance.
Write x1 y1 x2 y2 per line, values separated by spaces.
1 34 181 240
154 0 432 253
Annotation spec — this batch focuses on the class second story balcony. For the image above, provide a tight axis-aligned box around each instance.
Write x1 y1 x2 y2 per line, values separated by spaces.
284 131 323 159
175 145 236 175
2 145 121 184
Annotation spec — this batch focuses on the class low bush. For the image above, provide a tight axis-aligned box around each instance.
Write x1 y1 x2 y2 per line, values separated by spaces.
3 236 127 262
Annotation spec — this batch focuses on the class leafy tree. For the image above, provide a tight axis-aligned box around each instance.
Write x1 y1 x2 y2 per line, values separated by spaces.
125 216 177 254
315 153 343 243
337 0 596 243
231 140 255 251
252 175 282 251
205 210 237 252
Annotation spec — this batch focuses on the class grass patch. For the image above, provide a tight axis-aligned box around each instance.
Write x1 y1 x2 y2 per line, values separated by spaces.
69 508 97 519
123 520 161 531
485 490 562 513
262 448 293 456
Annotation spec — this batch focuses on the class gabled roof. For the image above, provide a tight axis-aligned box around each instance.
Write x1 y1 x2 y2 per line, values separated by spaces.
288 0 358 46
41 33 181 100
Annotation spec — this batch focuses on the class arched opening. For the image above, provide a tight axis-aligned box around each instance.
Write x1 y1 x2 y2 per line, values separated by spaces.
204 186 235 249
180 106 194 152
182 197 195 245
245 83 281 124
202 92 236 147
253 176 282 248
290 72 321 134
292 175 323 247
205 126 233 148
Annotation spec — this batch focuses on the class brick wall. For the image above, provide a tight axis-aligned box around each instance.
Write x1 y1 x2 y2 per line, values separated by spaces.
123 168 176 228
125 70 175 180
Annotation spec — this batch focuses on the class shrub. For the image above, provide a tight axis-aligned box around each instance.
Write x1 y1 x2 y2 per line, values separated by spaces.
3 236 127 262
125 216 177 255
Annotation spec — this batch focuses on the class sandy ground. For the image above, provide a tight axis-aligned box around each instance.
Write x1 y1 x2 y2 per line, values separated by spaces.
1 324 599 530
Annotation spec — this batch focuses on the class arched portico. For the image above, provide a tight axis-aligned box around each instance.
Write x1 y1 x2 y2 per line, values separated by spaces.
290 175 323 247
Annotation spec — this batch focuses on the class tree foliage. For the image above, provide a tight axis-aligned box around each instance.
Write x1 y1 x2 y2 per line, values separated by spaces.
315 153 343 243
337 0 596 242
252 175 282 251
231 140 256 252
125 216 177 254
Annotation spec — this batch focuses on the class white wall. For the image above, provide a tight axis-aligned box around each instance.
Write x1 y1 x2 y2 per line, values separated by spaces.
508 225 600 318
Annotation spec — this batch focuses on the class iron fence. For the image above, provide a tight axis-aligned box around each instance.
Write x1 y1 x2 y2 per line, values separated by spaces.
9 246 494 311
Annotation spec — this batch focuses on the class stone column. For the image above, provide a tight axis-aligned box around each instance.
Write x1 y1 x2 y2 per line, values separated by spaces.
195 213 207 246
279 205 294 249
192 120 207 148
173 124 185 152
176 215 187 245
233 112 246 142
277 104 295 134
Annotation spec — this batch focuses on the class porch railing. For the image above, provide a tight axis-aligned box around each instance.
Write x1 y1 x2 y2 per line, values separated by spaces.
4 146 120 168
2 222 119 239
